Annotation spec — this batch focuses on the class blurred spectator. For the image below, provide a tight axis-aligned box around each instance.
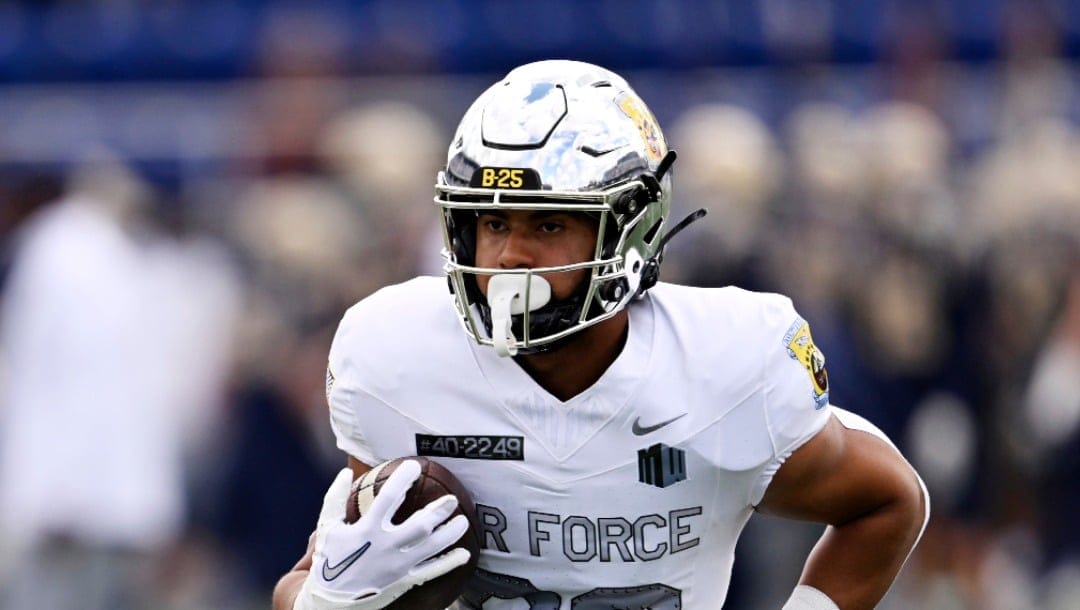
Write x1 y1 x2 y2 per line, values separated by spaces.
212 322 340 608
0 160 240 610
1023 266 1080 566
206 154 404 607
228 175 378 330
860 100 955 247
668 102 783 289
317 102 448 277
0 171 64 289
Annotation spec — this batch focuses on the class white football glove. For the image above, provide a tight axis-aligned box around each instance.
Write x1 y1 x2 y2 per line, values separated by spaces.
294 461 472 610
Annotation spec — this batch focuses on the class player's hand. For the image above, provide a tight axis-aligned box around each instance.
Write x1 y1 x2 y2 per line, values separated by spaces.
293 462 472 610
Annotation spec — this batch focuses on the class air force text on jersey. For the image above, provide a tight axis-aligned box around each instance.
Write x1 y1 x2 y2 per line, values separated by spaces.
476 503 703 563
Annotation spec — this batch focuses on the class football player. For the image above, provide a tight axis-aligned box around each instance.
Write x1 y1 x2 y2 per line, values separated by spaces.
273 60 928 610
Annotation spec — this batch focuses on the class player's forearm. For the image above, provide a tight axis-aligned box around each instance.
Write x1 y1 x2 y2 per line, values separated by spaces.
273 568 308 610
274 539 315 610
798 488 925 609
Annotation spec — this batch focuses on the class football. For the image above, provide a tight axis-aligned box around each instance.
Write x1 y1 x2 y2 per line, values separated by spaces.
345 456 479 609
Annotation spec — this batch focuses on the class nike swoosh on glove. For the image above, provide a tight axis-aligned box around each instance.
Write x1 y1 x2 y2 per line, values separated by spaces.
294 461 471 610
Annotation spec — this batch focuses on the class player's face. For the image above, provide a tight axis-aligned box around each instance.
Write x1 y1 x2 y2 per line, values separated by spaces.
474 209 598 301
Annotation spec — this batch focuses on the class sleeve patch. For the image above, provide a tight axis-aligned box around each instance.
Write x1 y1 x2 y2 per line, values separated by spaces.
782 318 829 409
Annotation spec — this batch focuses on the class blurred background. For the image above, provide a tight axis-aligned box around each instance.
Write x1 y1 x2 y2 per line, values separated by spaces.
1 1 1079 609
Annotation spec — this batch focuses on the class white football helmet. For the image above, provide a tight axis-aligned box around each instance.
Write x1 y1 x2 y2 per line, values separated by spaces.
435 60 687 356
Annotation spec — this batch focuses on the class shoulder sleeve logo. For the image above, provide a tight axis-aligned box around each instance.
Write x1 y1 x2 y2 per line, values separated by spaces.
782 318 829 409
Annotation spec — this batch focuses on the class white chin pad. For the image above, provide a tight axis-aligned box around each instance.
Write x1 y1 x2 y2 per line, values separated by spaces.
487 274 552 357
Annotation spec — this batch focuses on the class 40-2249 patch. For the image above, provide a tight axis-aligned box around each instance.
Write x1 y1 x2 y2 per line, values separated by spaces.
783 318 829 409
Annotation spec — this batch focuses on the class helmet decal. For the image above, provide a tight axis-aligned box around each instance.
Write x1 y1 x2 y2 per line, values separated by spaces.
469 167 542 190
617 92 666 161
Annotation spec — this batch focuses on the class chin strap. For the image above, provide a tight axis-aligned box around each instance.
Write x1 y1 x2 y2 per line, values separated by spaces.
487 274 552 357
659 208 708 253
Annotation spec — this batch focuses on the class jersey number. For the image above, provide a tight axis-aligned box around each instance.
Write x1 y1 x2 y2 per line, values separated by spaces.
457 568 682 609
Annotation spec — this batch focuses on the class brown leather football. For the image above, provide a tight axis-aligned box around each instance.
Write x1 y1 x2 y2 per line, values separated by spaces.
345 456 479 610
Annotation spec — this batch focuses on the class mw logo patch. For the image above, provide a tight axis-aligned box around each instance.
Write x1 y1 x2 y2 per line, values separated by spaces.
637 443 686 488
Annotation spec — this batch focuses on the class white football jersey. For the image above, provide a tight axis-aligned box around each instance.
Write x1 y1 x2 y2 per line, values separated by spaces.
326 277 832 610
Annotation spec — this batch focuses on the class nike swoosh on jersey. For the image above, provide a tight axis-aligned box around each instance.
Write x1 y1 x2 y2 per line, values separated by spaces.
632 413 687 436
321 541 372 582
